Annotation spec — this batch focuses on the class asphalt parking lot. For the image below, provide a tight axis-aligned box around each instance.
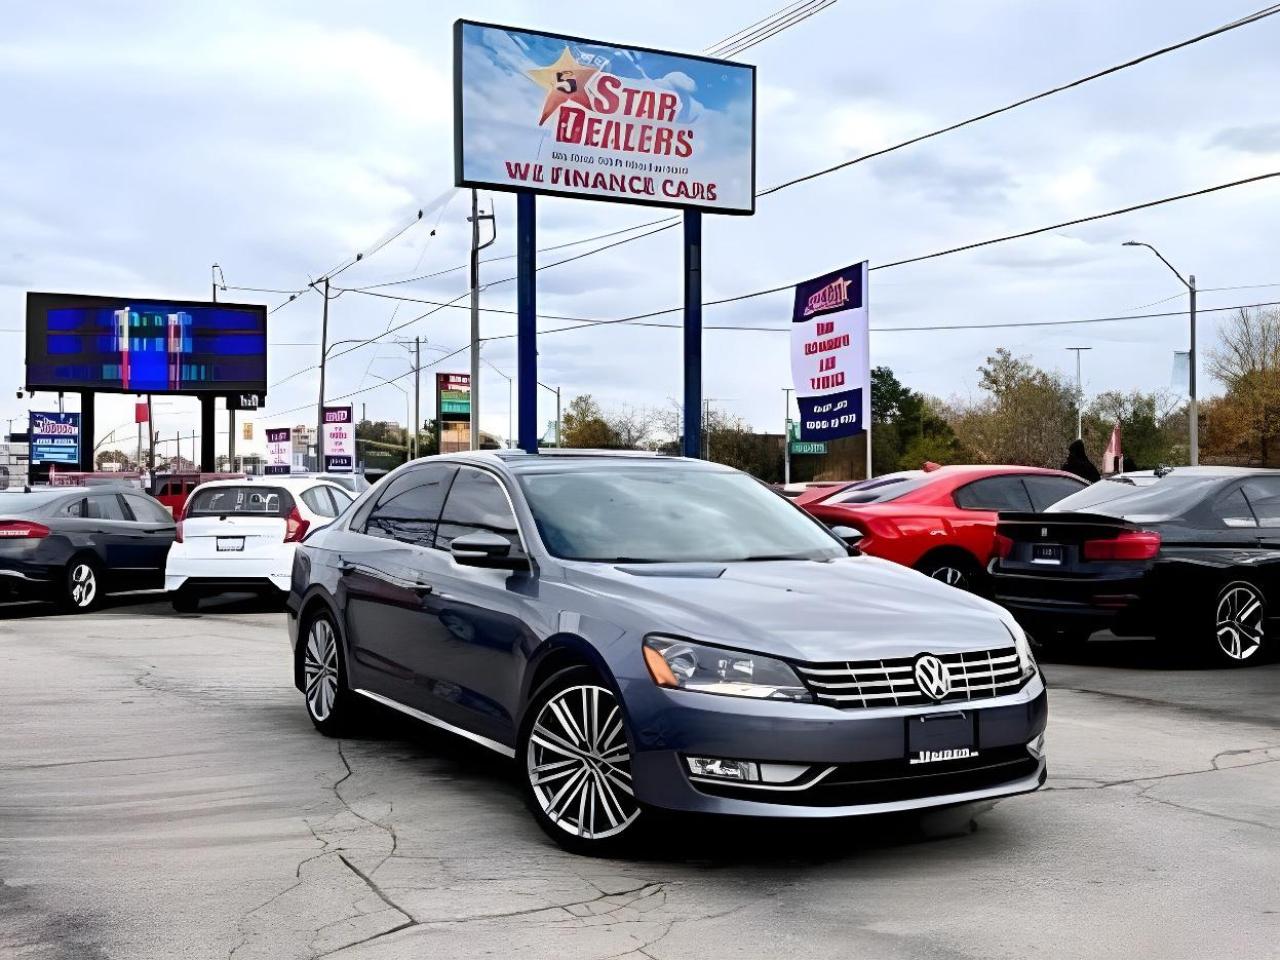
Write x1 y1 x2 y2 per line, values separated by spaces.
1 597 1277 960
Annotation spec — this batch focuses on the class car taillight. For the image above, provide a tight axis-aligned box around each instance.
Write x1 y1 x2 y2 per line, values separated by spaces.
993 533 1014 559
284 506 310 543
0 521 50 539
1082 530 1161 561
174 500 192 543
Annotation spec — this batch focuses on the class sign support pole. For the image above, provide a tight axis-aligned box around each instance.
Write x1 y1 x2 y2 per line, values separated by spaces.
78 391 94 472
200 396 215 472
516 191 538 453
682 211 702 459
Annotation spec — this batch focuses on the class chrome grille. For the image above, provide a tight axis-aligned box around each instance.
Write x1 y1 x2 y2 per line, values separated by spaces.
794 646 1024 709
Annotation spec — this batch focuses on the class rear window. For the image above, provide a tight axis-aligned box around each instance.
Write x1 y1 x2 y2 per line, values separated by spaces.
822 473 931 505
187 486 293 517
1048 475 1224 520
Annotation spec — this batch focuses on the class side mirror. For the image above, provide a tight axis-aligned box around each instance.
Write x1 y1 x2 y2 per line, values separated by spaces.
830 525 863 555
450 530 529 570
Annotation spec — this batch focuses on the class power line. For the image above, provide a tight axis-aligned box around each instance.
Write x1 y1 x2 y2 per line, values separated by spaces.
759 2 1280 196
708 0 838 58
350 3 1280 299
475 169 1280 339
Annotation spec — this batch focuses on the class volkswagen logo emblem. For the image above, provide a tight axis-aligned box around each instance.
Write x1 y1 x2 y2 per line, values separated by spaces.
913 654 952 701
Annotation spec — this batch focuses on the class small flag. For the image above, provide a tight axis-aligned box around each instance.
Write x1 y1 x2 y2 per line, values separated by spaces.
1171 351 1190 393
1103 422 1123 475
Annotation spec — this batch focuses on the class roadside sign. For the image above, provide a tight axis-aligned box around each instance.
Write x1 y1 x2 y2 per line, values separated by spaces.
30 411 81 465
790 441 827 455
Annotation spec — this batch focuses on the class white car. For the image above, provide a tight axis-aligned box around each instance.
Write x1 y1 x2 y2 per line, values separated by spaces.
165 477 354 611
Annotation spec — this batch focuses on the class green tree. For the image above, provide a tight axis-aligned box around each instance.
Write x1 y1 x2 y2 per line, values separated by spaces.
949 348 1076 467
561 395 620 448
1082 391 1182 471
868 365 962 473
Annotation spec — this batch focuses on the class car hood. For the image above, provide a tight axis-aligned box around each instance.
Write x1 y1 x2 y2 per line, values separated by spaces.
562 556 1016 662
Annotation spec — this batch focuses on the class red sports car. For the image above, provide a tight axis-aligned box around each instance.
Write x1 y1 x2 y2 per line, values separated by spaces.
800 465 1088 591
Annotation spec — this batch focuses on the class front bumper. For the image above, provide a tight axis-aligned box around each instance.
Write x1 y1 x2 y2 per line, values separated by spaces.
623 676 1048 818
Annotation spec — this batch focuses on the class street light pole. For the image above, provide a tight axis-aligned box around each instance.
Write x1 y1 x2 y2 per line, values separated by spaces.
1065 347 1092 440
1123 241 1197 465
414 337 421 460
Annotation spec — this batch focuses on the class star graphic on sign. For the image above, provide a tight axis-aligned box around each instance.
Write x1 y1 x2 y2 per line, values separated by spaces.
526 46 599 125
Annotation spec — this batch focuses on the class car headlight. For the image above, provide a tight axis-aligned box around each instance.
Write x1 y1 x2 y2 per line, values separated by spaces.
1004 619 1037 681
643 635 812 702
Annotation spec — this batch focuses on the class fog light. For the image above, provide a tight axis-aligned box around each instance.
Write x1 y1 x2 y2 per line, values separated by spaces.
686 757 760 782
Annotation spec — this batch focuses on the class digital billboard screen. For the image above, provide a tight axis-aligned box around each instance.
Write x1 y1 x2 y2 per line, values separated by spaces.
25 292 268 396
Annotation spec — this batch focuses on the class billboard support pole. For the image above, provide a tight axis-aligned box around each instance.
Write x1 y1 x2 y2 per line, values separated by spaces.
516 191 538 453
147 396 155 482
228 402 235 472
682 211 702 459
78 392 94 472
200 397 215 472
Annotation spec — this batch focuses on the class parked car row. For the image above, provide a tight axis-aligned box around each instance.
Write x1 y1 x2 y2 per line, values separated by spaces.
795 464 1280 667
0 476 358 612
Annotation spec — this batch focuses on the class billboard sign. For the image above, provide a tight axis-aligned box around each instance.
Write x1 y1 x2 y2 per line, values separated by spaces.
30 411 81 465
25 292 267 397
228 392 263 411
454 20 756 214
265 427 291 475
322 405 354 473
436 373 471 422
790 262 870 442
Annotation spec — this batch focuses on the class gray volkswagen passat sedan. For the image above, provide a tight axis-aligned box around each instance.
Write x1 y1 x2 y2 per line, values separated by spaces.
287 451 1047 854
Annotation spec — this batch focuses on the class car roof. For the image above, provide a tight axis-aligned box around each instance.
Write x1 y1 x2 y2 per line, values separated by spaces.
190 476 345 492
412 450 737 477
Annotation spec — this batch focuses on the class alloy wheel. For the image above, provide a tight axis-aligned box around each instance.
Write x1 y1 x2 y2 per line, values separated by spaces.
526 684 639 840
930 565 967 588
69 563 97 608
1215 582 1265 662
303 619 340 721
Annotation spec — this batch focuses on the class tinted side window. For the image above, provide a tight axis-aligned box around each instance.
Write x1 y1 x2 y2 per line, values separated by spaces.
1242 477 1280 526
123 494 173 524
60 497 86 518
85 494 127 521
953 476 1034 512
1024 475 1087 511
1213 487 1257 528
435 468 525 556
300 487 337 518
328 487 354 513
362 465 456 546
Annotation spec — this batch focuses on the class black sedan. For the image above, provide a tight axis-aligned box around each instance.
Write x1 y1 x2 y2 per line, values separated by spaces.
990 466 1280 666
0 486 175 611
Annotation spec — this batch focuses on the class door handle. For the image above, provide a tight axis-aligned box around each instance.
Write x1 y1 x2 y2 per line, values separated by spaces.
340 558 432 594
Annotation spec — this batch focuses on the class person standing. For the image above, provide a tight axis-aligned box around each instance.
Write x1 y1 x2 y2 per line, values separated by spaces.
1062 438 1101 482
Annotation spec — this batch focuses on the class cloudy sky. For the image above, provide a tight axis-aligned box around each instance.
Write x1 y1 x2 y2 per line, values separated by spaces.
3 0 1279 455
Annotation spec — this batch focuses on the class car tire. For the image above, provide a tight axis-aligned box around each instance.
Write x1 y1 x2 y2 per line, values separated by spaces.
1211 580 1268 667
171 590 199 614
60 556 103 613
916 554 982 592
300 610 359 736
518 666 645 856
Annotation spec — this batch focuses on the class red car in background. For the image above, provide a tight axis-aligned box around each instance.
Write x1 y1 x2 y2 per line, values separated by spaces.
800 465 1088 591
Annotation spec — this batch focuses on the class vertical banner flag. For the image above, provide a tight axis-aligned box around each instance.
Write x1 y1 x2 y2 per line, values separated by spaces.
265 427 292 475
322 405 355 473
30 411 82 465
790 262 870 442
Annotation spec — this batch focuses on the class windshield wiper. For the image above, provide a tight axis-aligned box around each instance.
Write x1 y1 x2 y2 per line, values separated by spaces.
736 554 812 562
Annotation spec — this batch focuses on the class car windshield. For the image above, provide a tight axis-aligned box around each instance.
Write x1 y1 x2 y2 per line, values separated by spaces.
1048 475 1224 520
518 467 847 563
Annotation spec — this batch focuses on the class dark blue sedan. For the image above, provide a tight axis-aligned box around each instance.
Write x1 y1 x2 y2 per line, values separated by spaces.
287 451 1047 854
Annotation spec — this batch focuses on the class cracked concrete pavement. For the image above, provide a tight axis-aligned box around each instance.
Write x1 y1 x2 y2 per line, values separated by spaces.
1 597 1277 959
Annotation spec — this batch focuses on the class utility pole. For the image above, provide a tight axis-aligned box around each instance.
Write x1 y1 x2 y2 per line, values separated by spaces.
1065 347 1092 440
214 266 236 473
413 336 422 460
783 387 793 485
468 190 496 450
554 386 561 448
315 277 330 472
147 395 155 485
